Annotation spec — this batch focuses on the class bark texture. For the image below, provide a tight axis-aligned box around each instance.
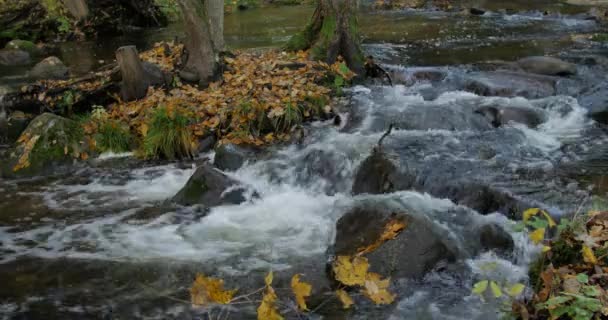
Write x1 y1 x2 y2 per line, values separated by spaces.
286 0 364 73
206 0 225 51
116 46 166 101
178 0 221 86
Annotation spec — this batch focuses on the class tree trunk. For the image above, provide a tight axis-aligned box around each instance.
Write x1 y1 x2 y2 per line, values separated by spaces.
286 0 364 74
178 0 222 86
63 0 89 20
206 0 224 51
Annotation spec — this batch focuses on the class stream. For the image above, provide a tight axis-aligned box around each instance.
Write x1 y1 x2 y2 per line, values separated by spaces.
1 3 608 320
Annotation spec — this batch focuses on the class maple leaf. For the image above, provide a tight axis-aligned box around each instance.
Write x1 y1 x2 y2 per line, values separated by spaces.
190 273 237 306
333 256 369 286
336 289 354 309
291 274 312 311
361 272 395 305
13 134 40 172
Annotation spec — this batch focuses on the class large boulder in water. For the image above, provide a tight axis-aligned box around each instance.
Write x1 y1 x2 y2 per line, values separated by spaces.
30 56 69 80
332 203 456 279
0 113 91 178
0 49 31 66
464 71 556 99
516 56 577 77
172 164 252 207
578 81 608 124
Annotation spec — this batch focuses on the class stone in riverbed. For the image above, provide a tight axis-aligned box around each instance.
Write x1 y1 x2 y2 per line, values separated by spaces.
578 80 608 124
464 71 556 99
0 49 31 66
29 56 69 80
478 223 515 256
172 164 252 207
0 113 91 178
332 203 456 279
516 56 577 77
213 143 258 171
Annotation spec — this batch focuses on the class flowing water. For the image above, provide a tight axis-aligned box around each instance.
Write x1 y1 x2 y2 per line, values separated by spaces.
1 4 608 320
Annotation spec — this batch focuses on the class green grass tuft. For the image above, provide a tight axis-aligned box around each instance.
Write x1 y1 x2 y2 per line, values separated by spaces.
143 106 195 160
96 120 133 153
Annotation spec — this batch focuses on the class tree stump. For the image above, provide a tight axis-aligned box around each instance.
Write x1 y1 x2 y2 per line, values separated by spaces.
116 46 165 101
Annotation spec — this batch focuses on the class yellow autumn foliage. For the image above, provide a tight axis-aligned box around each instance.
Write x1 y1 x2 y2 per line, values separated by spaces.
291 274 312 311
333 256 369 286
258 271 283 320
358 219 407 255
190 273 237 306
362 272 395 305
336 289 354 309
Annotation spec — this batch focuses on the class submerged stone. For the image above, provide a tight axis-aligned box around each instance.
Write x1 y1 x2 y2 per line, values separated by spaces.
214 143 258 171
516 56 577 77
0 49 31 66
172 164 251 207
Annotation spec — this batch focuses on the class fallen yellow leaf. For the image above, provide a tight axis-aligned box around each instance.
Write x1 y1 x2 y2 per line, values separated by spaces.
361 272 395 305
582 245 598 265
291 274 312 311
257 285 283 320
336 289 354 309
190 273 237 306
333 256 369 286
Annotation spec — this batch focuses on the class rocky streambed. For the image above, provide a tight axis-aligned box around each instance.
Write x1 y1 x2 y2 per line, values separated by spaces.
1 4 608 320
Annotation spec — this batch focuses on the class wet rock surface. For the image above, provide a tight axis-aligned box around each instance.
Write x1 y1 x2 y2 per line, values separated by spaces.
29 56 69 80
333 202 457 279
172 164 252 207
0 49 31 66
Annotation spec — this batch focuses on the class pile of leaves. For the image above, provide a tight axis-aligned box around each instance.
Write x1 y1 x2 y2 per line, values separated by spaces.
514 210 608 320
108 47 339 149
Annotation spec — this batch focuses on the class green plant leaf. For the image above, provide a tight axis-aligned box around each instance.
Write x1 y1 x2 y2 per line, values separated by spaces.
472 280 488 295
506 283 525 297
576 273 589 284
490 281 502 298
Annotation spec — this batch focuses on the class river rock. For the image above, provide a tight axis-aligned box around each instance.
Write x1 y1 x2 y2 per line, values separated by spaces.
0 49 31 66
352 150 415 195
578 81 608 124
516 56 577 77
172 164 251 207
332 203 456 279
4 40 40 55
214 143 257 171
475 105 545 128
464 71 556 99
0 113 91 178
30 56 69 80
478 223 515 255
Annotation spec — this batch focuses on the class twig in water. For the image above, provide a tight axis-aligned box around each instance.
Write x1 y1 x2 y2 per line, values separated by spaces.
376 123 395 153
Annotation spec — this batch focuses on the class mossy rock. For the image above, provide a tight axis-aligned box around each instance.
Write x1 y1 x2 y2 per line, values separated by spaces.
0 113 91 178
4 40 40 55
